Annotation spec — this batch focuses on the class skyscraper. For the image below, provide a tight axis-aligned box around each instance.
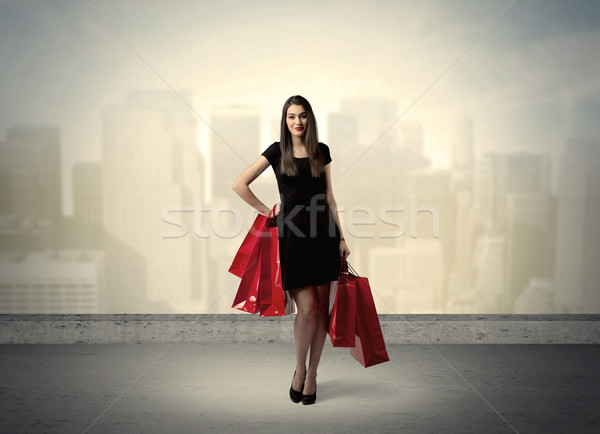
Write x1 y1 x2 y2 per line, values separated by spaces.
0 125 62 224
452 111 474 170
554 138 600 313
101 90 203 312
208 105 261 201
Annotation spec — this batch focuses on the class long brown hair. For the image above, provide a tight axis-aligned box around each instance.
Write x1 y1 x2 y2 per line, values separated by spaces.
279 95 324 177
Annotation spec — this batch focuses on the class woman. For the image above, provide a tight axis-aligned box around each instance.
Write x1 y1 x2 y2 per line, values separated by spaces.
232 95 350 405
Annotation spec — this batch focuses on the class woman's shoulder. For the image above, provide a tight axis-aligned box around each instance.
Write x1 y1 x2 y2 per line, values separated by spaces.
261 142 281 165
318 142 332 164
262 141 280 153
318 141 331 155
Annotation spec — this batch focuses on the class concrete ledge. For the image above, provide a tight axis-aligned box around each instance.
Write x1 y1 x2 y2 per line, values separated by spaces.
1 314 599 344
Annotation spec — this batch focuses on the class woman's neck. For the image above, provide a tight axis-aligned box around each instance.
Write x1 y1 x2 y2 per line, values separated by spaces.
291 136 306 148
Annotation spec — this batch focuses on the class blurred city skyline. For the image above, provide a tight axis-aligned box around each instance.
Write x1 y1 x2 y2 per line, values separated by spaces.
2 90 599 315
1 0 599 314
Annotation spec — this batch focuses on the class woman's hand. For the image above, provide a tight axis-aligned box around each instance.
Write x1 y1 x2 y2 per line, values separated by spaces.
263 203 280 217
340 239 350 258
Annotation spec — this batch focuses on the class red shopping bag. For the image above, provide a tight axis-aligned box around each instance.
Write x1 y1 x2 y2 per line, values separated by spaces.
328 257 357 347
230 236 262 314
230 205 295 316
230 207 274 313
348 266 390 367
258 220 287 316
229 212 268 278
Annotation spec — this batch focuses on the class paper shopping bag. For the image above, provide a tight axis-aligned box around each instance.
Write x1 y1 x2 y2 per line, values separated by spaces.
229 212 268 278
349 273 390 368
328 258 356 347
230 206 275 313
258 223 287 317
231 205 294 316
230 239 261 314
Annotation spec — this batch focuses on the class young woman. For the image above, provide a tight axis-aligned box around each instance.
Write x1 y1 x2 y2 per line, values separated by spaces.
232 95 350 405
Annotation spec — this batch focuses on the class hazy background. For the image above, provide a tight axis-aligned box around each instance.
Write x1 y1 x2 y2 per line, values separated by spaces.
1 0 599 314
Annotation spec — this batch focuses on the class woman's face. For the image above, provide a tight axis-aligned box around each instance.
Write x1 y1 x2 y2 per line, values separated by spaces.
286 104 308 138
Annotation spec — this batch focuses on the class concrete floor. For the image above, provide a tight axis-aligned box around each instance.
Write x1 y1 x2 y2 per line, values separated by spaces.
0 342 599 434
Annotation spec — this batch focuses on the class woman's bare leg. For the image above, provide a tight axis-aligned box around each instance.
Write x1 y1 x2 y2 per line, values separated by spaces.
304 281 331 395
289 285 316 392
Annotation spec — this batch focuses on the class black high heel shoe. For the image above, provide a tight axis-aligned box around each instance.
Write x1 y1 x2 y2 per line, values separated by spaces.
301 380 317 405
289 369 304 403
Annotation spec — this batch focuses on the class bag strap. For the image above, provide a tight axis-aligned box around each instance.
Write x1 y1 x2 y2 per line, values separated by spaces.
346 260 359 277
339 255 359 277
338 255 348 275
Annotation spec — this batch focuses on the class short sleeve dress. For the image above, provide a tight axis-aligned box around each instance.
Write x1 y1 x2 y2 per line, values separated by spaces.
261 142 342 291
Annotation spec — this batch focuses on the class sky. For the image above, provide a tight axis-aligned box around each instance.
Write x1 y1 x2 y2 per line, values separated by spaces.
1 0 599 215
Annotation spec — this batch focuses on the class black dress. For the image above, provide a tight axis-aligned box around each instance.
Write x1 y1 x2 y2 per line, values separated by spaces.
261 142 342 291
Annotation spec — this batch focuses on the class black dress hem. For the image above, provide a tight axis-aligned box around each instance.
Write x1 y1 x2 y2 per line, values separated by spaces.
282 276 339 292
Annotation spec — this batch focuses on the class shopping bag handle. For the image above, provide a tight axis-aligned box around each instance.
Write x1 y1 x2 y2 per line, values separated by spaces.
267 204 278 219
339 255 359 277
265 204 278 228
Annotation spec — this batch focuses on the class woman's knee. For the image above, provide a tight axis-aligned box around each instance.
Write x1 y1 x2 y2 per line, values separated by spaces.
291 286 316 319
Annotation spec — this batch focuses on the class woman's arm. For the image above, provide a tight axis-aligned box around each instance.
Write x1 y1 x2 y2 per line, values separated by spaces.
232 156 275 216
323 163 351 258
